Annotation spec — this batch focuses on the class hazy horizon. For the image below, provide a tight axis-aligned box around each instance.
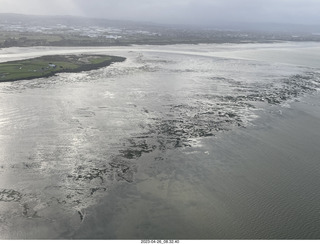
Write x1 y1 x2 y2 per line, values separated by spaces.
1 0 320 27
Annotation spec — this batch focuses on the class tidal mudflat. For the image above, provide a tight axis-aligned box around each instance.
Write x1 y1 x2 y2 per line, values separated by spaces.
0 42 320 239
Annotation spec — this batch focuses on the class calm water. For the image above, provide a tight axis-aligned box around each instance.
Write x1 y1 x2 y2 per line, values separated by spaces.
0 42 320 239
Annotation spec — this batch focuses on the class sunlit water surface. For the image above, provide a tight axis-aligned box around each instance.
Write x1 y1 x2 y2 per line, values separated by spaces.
0 42 320 239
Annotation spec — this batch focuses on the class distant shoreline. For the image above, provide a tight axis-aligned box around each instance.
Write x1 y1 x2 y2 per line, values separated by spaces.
0 54 126 82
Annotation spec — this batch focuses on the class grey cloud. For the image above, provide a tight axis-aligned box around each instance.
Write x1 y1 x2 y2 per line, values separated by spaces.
0 0 319 26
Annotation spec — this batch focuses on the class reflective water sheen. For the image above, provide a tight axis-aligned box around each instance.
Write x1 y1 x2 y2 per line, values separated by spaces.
0 43 320 239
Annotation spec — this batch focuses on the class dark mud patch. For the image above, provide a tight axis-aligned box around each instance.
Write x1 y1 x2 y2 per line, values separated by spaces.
0 189 45 220
220 72 320 105
69 166 110 183
67 156 137 185
110 71 320 166
77 210 86 222
22 203 39 218
56 157 137 213
119 139 157 159
0 189 22 202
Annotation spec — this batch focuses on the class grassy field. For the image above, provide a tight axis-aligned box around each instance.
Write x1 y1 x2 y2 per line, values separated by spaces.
0 54 125 82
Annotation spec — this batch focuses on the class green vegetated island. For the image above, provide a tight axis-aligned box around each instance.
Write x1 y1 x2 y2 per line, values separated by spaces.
0 54 126 82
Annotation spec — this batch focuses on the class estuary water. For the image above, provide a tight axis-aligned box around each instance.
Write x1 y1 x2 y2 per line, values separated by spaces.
0 42 320 239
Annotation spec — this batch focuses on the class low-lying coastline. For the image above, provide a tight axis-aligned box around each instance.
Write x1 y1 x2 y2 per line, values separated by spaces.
0 54 126 82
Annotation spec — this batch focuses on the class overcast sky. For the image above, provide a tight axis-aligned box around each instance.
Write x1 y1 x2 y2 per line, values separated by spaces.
0 0 319 26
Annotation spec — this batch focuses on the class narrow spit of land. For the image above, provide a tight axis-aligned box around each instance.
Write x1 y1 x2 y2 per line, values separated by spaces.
0 54 126 82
